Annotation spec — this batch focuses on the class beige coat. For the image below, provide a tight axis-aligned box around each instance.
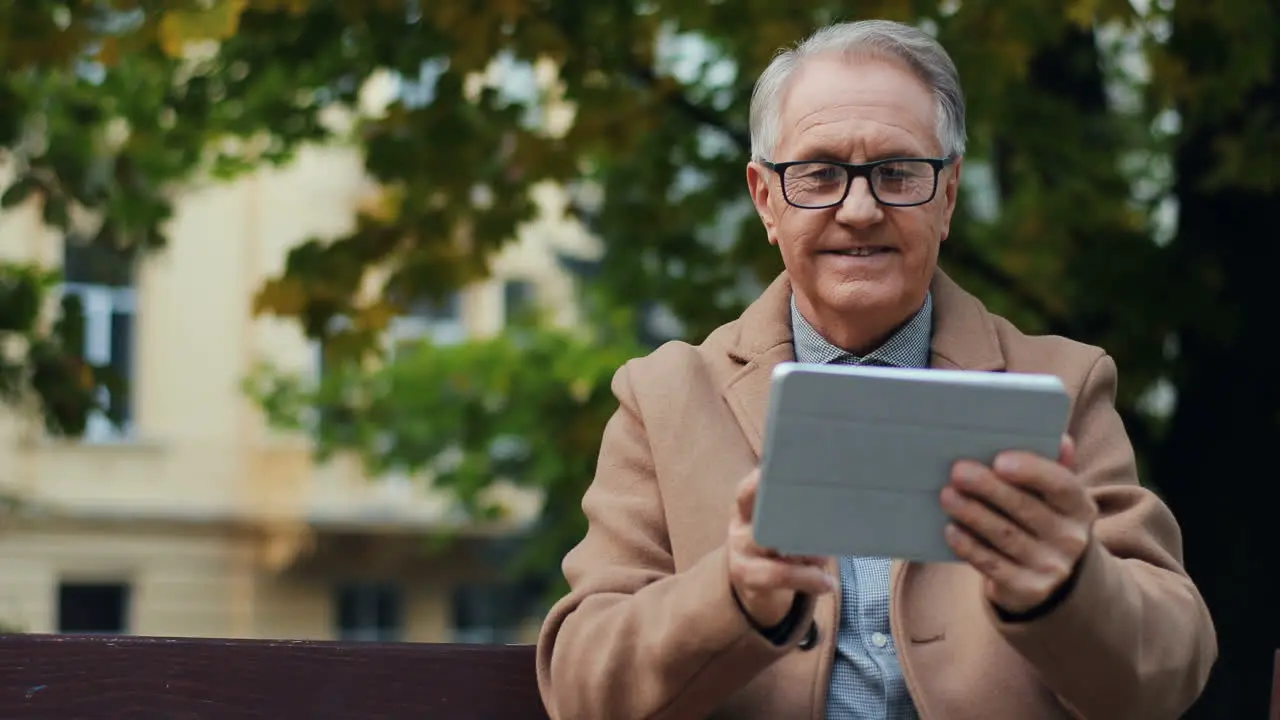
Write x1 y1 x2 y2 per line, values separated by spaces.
536 270 1217 719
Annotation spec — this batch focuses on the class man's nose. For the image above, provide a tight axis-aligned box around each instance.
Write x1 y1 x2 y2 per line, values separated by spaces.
835 177 884 227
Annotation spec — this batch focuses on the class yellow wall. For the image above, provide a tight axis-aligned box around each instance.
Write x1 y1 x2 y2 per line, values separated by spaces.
0 518 461 641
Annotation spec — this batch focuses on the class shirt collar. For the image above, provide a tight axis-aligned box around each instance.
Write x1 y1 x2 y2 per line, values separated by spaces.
789 292 934 369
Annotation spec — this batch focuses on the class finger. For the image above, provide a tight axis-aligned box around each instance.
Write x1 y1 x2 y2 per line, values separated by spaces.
734 470 760 524
992 451 1091 517
735 555 836 596
730 526 827 568
946 523 1067 613
945 523 1030 602
1059 434 1076 471
780 554 830 567
940 485 1038 564
727 520 827 566
945 522 1018 580
949 461 1058 538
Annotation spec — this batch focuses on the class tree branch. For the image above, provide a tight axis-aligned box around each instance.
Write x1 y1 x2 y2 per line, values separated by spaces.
628 65 752 151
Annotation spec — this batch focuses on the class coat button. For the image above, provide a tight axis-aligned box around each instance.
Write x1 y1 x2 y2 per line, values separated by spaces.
798 622 819 651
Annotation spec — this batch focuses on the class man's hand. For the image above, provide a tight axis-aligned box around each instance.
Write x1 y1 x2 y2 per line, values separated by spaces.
728 470 836 628
940 435 1098 615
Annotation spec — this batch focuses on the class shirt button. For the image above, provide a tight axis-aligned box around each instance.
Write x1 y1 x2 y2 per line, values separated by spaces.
872 632 889 648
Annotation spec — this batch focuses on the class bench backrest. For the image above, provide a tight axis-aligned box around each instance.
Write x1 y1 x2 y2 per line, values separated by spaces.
1272 649 1279 720
0 634 548 719
3 634 1275 717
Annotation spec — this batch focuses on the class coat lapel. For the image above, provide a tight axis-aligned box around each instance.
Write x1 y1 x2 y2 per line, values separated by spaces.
721 273 796 459
719 266 1007 459
926 269 1006 373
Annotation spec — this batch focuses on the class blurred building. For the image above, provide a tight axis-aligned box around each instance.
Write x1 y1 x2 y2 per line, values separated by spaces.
0 135 598 642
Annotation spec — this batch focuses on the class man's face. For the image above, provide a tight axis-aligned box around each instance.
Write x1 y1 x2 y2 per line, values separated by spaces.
747 54 961 351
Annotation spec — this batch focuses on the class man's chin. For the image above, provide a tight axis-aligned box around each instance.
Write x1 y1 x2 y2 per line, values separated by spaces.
820 279 904 315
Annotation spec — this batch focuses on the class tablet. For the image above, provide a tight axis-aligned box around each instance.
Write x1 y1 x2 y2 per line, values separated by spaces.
752 362 1070 563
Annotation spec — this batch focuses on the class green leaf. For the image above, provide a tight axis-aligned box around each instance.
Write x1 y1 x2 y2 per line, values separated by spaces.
41 196 69 229
0 177 35 209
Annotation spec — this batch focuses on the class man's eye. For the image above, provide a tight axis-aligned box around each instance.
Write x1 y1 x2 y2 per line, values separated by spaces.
803 167 841 181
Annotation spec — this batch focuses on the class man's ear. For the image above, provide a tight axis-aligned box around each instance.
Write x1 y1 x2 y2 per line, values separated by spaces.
746 161 780 246
938 157 963 243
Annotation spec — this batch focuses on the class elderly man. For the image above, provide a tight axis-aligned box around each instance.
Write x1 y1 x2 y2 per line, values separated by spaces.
536 18 1217 720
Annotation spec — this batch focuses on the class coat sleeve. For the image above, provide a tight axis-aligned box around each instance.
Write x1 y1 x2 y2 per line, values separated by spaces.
535 360 811 720
987 352 1218 719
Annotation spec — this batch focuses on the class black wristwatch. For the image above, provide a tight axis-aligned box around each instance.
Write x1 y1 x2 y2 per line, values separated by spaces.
733 589 808 646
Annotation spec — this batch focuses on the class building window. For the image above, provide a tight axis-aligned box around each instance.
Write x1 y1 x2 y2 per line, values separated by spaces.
61 240 135 442
502 279 535 326
404 291 462 324
451 582 535 644
334 582 403 642
58 582 130 634
388 290 465 354
310 292 466 379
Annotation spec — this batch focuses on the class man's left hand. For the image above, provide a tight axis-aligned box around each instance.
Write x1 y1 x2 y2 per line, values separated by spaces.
940 435 1098 616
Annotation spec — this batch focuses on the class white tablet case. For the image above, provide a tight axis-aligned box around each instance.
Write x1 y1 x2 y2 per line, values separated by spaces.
753 362 1070 563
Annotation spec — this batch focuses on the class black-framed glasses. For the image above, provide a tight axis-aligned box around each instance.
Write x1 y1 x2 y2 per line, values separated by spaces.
760 156 955 209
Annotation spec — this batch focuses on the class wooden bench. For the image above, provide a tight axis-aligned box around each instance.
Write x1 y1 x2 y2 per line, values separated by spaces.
0 634 1274 717
0 634 548 719
1272 649 1279 720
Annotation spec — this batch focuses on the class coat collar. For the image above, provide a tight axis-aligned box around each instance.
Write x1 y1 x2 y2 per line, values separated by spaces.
720 267 1006 458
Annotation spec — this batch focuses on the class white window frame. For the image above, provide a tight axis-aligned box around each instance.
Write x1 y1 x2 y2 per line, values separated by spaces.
60 282 136 443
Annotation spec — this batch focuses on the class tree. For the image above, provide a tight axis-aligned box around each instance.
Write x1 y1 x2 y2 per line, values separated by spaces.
249 0 1163 583
4 1 1276 715
1147 2 1280 716
1 0 339 433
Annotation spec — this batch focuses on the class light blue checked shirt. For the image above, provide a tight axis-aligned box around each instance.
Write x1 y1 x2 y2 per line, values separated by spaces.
789 293 933 720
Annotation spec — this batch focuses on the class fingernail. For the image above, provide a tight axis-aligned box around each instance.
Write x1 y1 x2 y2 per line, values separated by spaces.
826 574 838 591
994 453 1018 474
939 486 957 507
954 463 978 486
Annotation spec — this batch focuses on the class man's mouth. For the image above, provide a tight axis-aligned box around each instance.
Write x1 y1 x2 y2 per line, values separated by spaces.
825 246 894 257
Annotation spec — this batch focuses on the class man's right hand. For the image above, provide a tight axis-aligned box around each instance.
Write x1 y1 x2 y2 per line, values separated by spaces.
728 470 836 628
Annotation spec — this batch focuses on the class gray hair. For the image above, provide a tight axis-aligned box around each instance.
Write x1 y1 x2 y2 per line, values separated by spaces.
748 20 967 161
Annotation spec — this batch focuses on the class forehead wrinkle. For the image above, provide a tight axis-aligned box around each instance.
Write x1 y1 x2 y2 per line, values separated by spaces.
783 112 931 161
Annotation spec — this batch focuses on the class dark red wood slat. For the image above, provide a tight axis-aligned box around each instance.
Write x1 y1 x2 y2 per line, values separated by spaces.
0 634 549 720
1270 649 1279 720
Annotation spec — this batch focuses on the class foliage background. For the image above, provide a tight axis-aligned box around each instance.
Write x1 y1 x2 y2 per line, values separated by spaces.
1 1 1276 717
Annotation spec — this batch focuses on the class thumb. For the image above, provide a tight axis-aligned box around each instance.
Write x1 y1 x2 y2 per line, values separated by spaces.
735 469 761 523
1058 434 1077 471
